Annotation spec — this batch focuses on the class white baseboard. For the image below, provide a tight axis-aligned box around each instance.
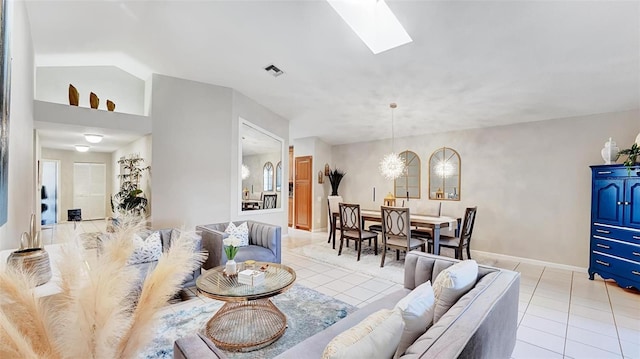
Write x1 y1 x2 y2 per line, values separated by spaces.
312 227 327 233
471 250 587 273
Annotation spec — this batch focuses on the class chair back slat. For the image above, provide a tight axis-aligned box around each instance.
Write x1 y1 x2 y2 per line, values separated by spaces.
381 206 411 246
339 203 361 232
460 207 477 245
263 194 277 209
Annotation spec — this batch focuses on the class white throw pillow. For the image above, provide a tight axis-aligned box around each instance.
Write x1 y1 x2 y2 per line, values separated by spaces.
322 308 404 359
224 222 249 246
394 281 435 358
432 260 478 322
128 231 162 265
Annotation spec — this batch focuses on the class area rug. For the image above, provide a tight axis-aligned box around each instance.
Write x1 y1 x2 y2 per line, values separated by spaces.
138 283 357 358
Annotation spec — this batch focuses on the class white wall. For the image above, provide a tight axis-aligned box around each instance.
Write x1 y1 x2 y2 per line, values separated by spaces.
151 74 233 229
0 1 35 250
111 135 152 217
36 66 145 115
332 110 639 268
41 148 113 222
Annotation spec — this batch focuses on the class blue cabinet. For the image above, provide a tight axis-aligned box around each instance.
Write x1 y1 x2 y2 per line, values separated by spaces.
589 165 640 290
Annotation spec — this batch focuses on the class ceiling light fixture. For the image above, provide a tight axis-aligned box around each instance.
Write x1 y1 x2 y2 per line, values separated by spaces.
84 134 103 143
75 145 90 152
379 103 406 180
241 164 250 180
326 0 412 54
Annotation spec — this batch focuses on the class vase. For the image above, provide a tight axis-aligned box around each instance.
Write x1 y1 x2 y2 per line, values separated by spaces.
7 248 52 286
68 84 79 106
89 92 99 109
225 259 237 276
106 99 115 112
601 138 620 164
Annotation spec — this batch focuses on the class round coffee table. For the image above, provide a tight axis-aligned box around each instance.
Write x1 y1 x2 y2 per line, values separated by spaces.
196 262 296 352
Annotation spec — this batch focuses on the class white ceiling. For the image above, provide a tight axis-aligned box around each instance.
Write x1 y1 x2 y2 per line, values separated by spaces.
25 1 640 146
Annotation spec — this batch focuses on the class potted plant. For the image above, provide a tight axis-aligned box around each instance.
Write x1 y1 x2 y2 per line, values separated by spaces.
619 142 640 175
111 154 151 218
328 168 346 196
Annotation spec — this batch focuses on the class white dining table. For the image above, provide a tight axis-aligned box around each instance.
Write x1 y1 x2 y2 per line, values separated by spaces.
329 209 458 255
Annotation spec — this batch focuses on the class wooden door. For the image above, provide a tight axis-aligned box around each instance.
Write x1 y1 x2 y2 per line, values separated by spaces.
295 156 312 231
288 146 294 227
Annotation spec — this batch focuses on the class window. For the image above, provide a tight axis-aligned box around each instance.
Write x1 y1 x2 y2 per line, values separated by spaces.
263 162 274 191
394 150 420 199
276 161 282 192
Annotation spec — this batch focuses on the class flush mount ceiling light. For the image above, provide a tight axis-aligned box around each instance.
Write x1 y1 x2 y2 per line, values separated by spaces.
75 145 90 152
84 134 103 143
379 103 406 180
326 0 412 54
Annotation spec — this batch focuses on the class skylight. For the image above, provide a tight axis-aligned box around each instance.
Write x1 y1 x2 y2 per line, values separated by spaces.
327 0 412 54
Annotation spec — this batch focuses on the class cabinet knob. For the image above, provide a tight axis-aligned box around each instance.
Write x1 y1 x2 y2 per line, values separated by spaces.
617 201 622 205
625 202 630 205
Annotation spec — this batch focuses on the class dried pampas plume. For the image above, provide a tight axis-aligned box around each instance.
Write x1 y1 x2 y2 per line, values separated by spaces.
0 215 206 359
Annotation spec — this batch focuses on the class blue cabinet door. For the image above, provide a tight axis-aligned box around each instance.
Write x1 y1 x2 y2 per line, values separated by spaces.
625 179 640 229
593 179 624 226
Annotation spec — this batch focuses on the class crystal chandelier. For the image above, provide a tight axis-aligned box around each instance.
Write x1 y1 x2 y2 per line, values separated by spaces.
241 164 250 180
379 103 406 180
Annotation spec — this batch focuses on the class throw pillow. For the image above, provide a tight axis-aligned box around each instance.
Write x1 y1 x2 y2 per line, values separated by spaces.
432 260 478 322
128 231 162 265
225 222 249 246
321 308 404 359
394 280 436 358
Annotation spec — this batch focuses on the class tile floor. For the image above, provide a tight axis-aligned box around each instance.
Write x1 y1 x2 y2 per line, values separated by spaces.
49 221 640 359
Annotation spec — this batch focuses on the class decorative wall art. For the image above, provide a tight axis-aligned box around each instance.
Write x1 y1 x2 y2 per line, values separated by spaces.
0 0 11 226
318 170 324 184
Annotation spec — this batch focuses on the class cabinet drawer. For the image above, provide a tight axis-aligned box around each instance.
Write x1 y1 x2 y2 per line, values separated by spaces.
591 252 640 282
592 224 640 244
592 237 640 262
593 167 638 178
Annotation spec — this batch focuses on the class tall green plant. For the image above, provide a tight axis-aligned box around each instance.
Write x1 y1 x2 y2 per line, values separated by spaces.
619 143 639 175
111 154 150 216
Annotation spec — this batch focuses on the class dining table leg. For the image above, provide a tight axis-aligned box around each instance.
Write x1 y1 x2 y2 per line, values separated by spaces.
332 214 337 249
432 225 440 255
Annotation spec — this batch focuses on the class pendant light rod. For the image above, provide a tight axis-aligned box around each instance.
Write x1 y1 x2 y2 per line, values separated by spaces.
390 102 397 151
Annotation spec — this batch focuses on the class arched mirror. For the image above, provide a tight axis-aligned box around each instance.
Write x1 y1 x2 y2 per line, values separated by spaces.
276 161 282 192
394 150 420 199
428 147 460 201
263 162 274 191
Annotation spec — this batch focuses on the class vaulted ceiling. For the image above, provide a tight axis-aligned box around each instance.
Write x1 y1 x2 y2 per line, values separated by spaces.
25 1 640 145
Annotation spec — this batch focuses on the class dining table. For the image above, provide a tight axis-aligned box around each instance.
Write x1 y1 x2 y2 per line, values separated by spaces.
328 209 459 256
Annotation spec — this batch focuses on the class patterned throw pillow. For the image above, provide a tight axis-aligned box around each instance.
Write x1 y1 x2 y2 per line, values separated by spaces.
128 231 163 265
225 222 249 246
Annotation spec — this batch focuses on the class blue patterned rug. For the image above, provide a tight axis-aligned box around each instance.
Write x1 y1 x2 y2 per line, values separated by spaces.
138 284 357 358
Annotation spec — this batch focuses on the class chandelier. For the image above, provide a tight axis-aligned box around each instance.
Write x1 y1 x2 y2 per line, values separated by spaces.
379 103 406 180
241 164 250 180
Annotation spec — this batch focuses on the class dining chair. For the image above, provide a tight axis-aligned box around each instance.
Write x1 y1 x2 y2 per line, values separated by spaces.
338 203 378 261
380 206 427 267
262 194 277 209
435 207 477 260
327 196 343 249
411 202 442 242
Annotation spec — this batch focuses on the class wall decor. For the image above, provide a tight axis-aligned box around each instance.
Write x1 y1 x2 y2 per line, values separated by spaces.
324 163 330 176
106 99 116 111
89 92 99 109
318 170 324 184
68 84 79 106
0 0 11 227
428 147 461 201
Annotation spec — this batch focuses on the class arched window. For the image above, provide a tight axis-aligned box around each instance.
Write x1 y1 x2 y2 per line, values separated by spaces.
263 162 274 191
394 150 421 199
276 161 282 192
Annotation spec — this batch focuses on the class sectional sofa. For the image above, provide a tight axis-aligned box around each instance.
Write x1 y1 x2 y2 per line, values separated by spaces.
174 251 520 359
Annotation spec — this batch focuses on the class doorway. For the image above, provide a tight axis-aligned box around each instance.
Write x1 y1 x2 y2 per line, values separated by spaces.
41 160 59 225
294 156 312 231
73 162 106 220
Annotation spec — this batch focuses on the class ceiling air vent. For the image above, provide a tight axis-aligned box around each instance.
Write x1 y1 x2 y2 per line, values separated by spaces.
264 64 284 77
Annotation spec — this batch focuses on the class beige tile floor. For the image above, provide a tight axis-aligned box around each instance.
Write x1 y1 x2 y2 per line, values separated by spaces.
50 221 640 359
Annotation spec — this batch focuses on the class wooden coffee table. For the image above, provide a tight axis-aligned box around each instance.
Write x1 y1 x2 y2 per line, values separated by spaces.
196 262 296 352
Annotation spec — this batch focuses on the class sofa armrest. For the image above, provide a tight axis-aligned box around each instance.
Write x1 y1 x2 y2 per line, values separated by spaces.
174 334 227 359
196 225 228 270
248 221 281 264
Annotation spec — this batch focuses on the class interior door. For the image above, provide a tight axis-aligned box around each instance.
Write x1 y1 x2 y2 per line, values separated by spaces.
73 163 106 220
295 156 312 231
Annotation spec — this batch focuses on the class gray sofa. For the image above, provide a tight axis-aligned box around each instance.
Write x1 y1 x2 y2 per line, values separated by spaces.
196 221 281 270
174 251 520 359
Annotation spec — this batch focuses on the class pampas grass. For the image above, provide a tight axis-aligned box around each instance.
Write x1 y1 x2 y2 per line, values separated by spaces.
0 216 206 359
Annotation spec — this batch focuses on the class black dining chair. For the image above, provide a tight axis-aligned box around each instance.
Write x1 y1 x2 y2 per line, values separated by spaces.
338 203 378 261
263 194 277 209
433 207 477 260
380 206 427 267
